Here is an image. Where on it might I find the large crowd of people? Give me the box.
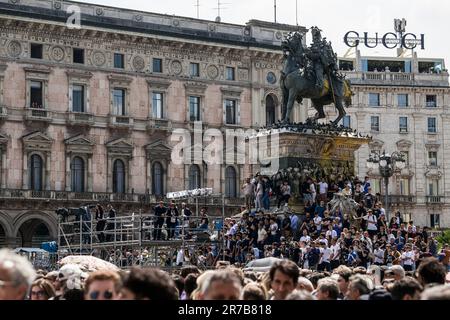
[2,174,450,300]
[0,248,449,300]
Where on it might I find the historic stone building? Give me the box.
[316,50,450,228]
[0,0,305,247]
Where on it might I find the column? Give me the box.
[22,152,28,189]
[1,149,6,189]
[45,151,51,190]
[127,157,132,194]
[87,156,93,192]
[106,156,112,192]
[146,157,151,194]
[65,154,71,191]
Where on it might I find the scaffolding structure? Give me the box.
[57,194,227,270]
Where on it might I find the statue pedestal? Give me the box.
[252,127,370,212]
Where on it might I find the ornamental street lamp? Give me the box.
[366,150,406,221]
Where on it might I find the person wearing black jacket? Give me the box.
[153,201,167,240]
[166,202,179,239]
[95,204,106,242]
[105,204,116,242]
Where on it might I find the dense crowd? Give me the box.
[3,174,449,301]
[0,248,449,300]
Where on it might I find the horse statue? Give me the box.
[280,28,353,125]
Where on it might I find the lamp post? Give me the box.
[366,150,406,221]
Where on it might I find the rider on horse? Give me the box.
[305,27,345,98]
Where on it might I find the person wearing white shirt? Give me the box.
[310,181,317,203]
[318,243,332,272]
[401,245,415,271]
[300,229,311,243]
[326,224,337,239]
[314,213,322,232]
[362,210,378,237]
[373,244,385,266]
[257,223,268,247]
[176,248,184,266]
[318,179,328,202]
[330,239,341,270]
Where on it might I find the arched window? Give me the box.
[29,154,43,191]
[266,95,276,126]
[113,159,125,193]
[71,156,85,192]
[152,162,164,196]
[225,166,237,197]
[189,165,201,189]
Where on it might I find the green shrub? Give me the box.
[436,230,450,250]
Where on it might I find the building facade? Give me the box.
[0,0,306,247]
[315,49,450,228]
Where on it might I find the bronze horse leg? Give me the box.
[332,96,346,125]
[283,88,297,123]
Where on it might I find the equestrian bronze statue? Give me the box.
[280,27,353,125]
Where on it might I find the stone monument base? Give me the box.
[253,124,370,212]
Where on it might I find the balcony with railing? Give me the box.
[146,118,172,133]
[68,112,94,126]
[388,195,416,205]
[0,189,156,204]
[25,108,52,122]
[426,195,444,204]
[109,114,134,129]
[343,70,449,87]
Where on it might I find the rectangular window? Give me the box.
[30,43,43,59]
[428,151,437,166]
[189,96,201,121]
[372,179,381,195]
[428,117,437,133]
[399,178,410,196]
[73,48,84,64]
[426,95,437,108]
[153,58,163,73]
[226,67,235,81]
[114,53,125,69]
[342,115,351,128]
[72,85,85,112]
[399,116,408,133]
[370,116,380,132]
[190,63,200,77]
[430,214,440,228]
[113,89,126,115]
[369,93,380,106]
[398,94,408,107]
[30,81,43,108]
[225,99,237,125]
[428,179,438,196]
[152,92,163,119]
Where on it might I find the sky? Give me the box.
[76,0,450,65]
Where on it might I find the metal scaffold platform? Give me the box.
[57,193,227,270]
